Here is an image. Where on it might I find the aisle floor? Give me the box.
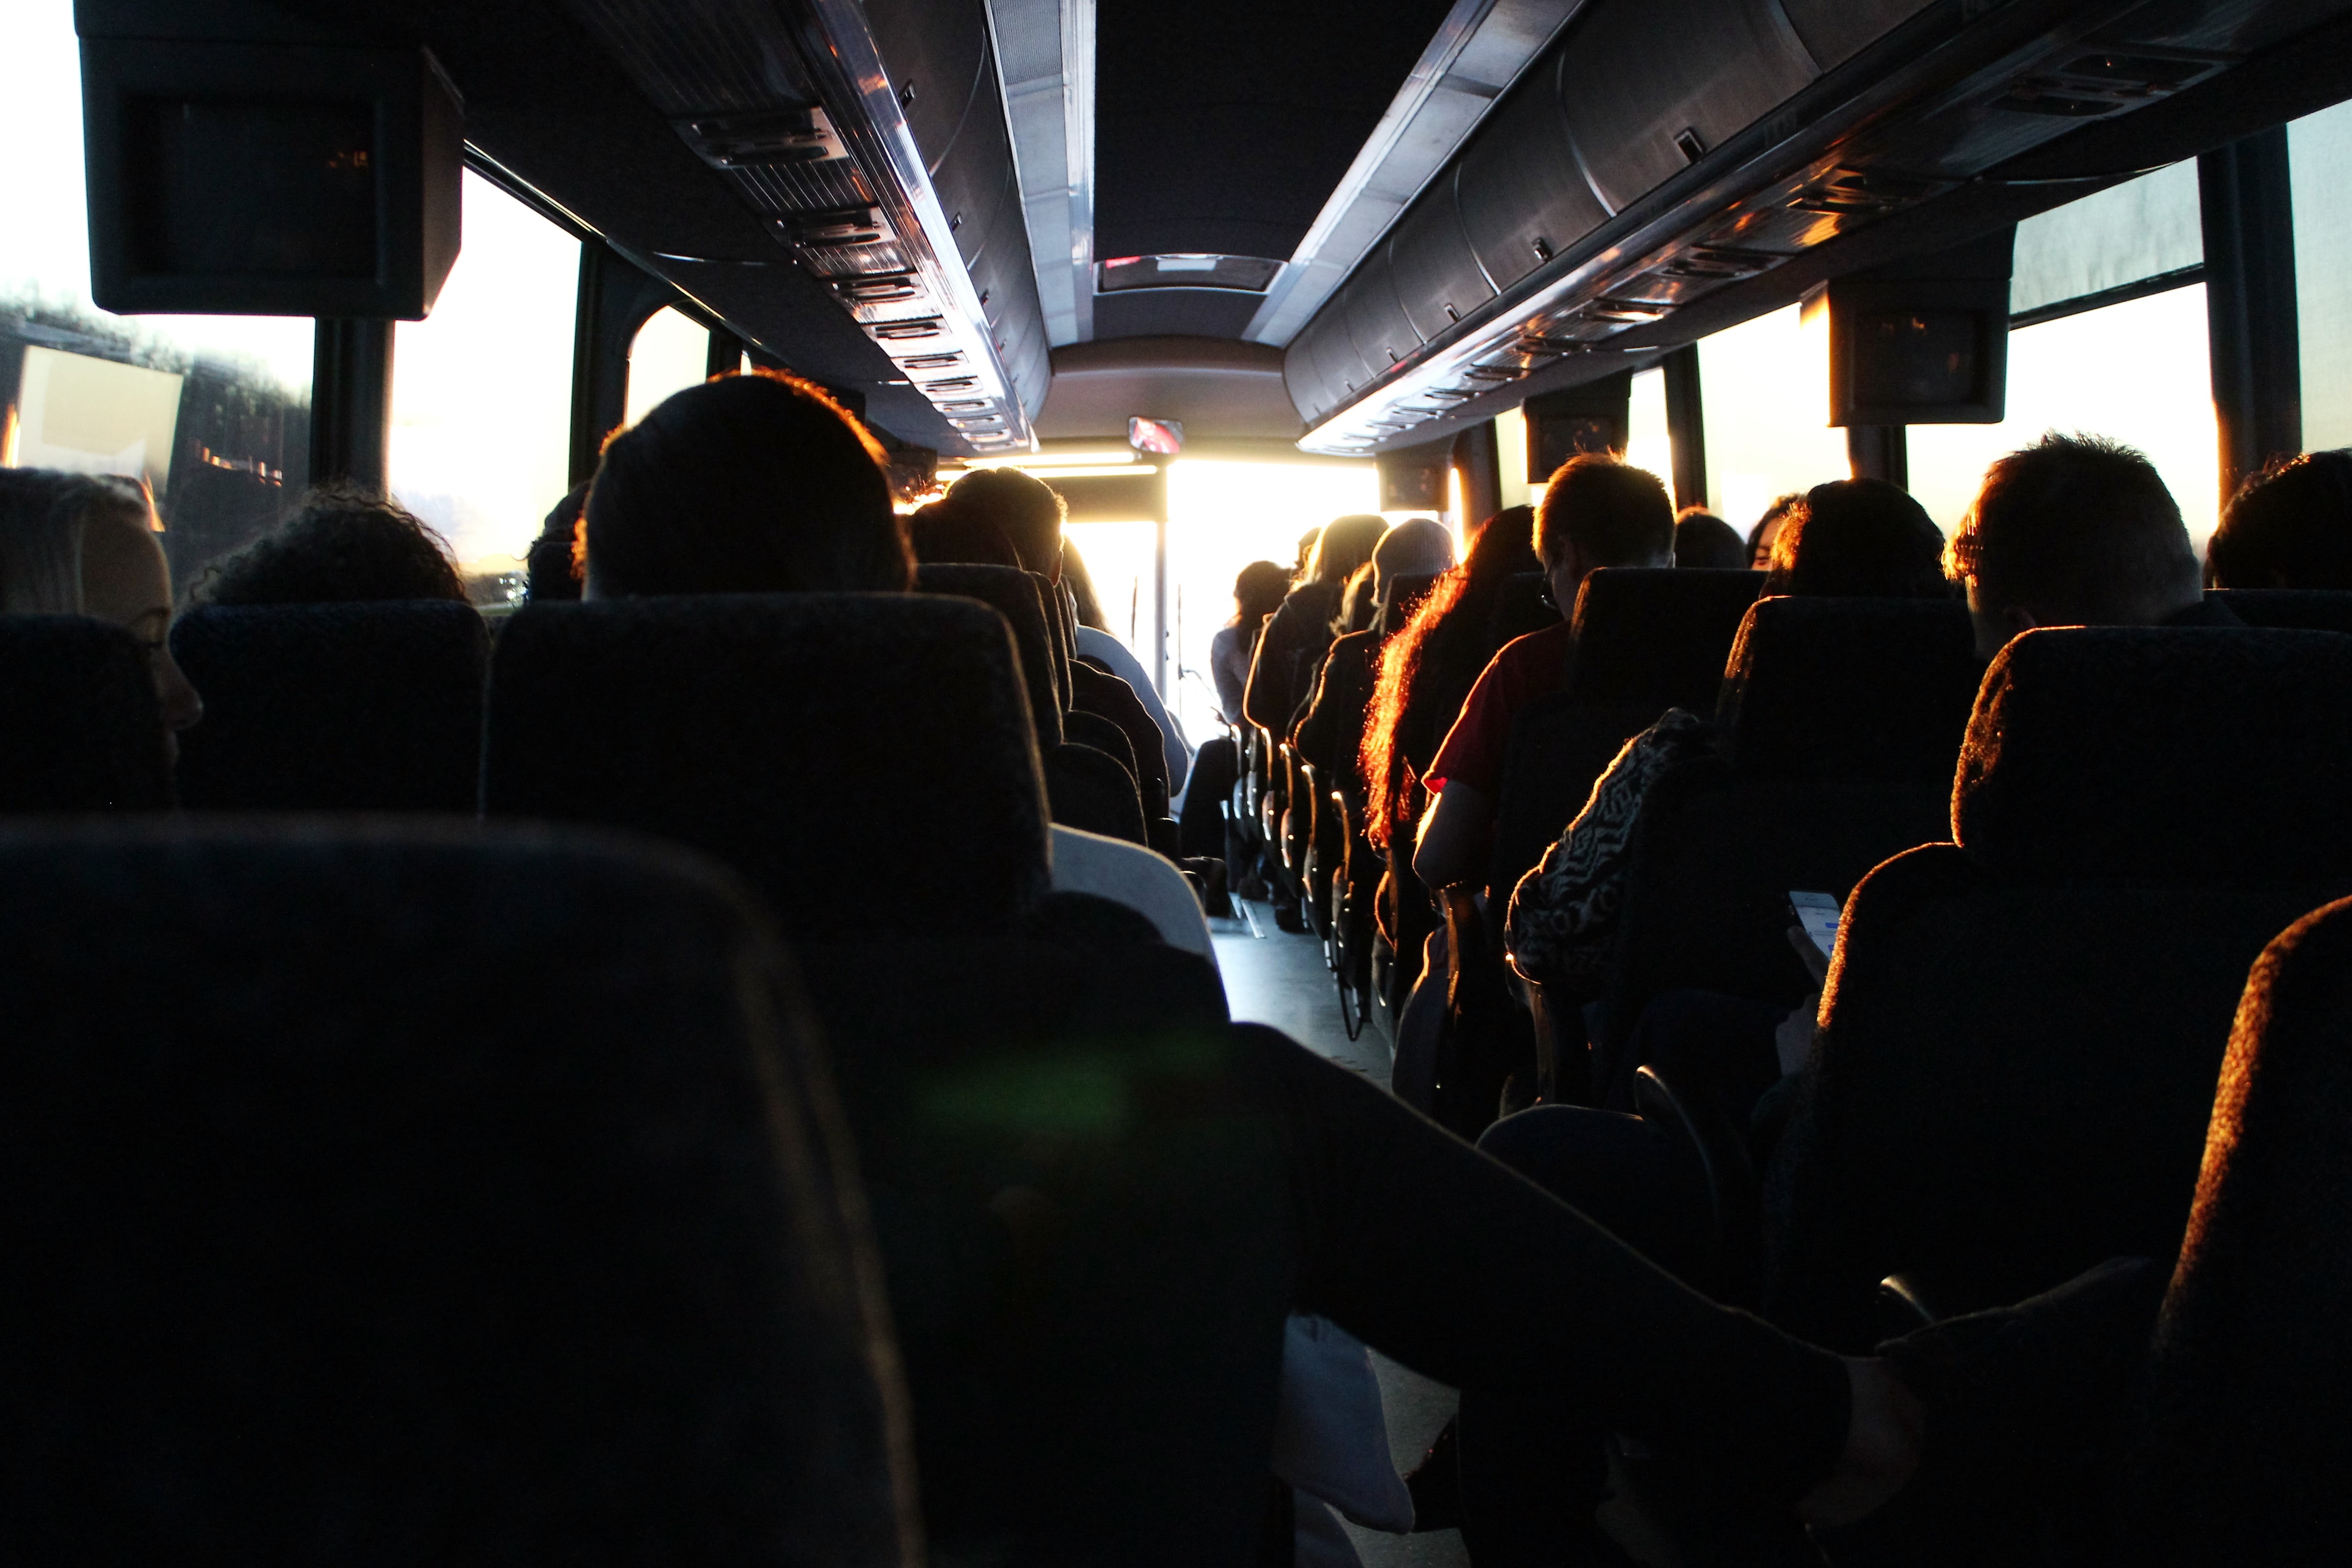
[1214,902,1468,1568]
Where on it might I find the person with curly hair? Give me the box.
[193,487,469,607]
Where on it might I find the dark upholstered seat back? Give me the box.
[170,601,489,811]
[2121,897,2352,1568]
[0,616,170,811]
[483,594,1051,941]
[0,822,914,1564]
[1715,598,1981,780]
[915,564,1063,746]
[2212,587,2352,633]
[1582,600,1976,1078]
[1485,571,1556,650]
[1564,568,1764,708]
[1766,629,2352,1348]
[1953,628,2352,883]
[1378,572,1439,639]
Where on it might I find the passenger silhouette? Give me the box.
[1242,513,1387,736]
[1674,506,1747,570]
[1745,491,1806,570]
[2204,447,2352,589]
[1950,431,2236,657]
[193,484,469,606]
[0,469,204,748]
[1509,478,1949,998]
[1413,455,1675,895]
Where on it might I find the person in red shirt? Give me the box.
[1411,453,1675,892]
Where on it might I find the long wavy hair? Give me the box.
[1360,505,1539,846]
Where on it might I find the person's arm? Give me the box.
[1411,780,1492,892]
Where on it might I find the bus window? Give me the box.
[1906,163,2214,544]
[623,307,713,429]
[0,0,311,595]
[387,171,577,606]
[1697,303,1850,537]
[1624,365,1672,494]
[1908,286,2220,549]
[2290,99,2352,449]
[1165,459,1381,743]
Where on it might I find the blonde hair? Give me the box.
[0,470,153,614]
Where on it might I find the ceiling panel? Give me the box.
[1092,0,1460,275]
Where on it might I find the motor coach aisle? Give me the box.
[1215,900,1468,1568]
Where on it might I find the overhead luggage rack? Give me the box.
[566,0,1044,454]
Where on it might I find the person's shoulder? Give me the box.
[1487,619,1576,681]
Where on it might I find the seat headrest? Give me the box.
[2213,589,2352,635]
[1378,572,1439,639]
[1953,627,2352,882]
[1486,572,1558,650]
[914,562,1063,745]
[1716,597,1981,780]
[1565,568,1765,709]
[0,821,913,1560]
[0,615,170,810]
[483,593,1051,939]
[170,600,489,812]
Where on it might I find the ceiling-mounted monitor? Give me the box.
[80,39,462,319]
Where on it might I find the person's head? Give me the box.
[1747,493,1805,569]
[581,371,911,598]
[944,467,1066,580]
[1533,454,1674,616]
[1232,559,1291,631]
[1946,432,2202,659]
[1762,479,1949,599]
[1294,528,1321,580]
[1307,514,1389,590]
[2206,449,2352,589]
[0,469,203,740]
[194,486,467,607]
[1673,508,1747,570]
[1372,516,1455,599]
[906,497,1021,568]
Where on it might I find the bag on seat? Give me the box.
[0,820,915,1563]
[170,600,489,811]
[1765,627,2352,1349]
[483,593,1052,941]
[0,616,170,811]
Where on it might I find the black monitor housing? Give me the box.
[82,37,461,319]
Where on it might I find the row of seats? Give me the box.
[5,565,1178,860]
[0,584,1308,1561]
[3,821,2349,1561]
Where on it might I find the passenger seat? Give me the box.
[483,593,1052,941]
[1766,626,2352,1348]
[0,820,916,1560]
[170,600,488,811]
[0,616,170,810]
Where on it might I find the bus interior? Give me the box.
[7,0,2352,1562]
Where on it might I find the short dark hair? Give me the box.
[1534,454,1674,569]
[1947,432,2199,624]
[2206,449,2352,589]
[1764,479,1949,598]
[195,485,467,606]
[906,498,1021,567]
[944,468,1065,577]
[1672,508,1747,570]
[583,371,910,597]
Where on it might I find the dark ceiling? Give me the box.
[1092,0,1461,312]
